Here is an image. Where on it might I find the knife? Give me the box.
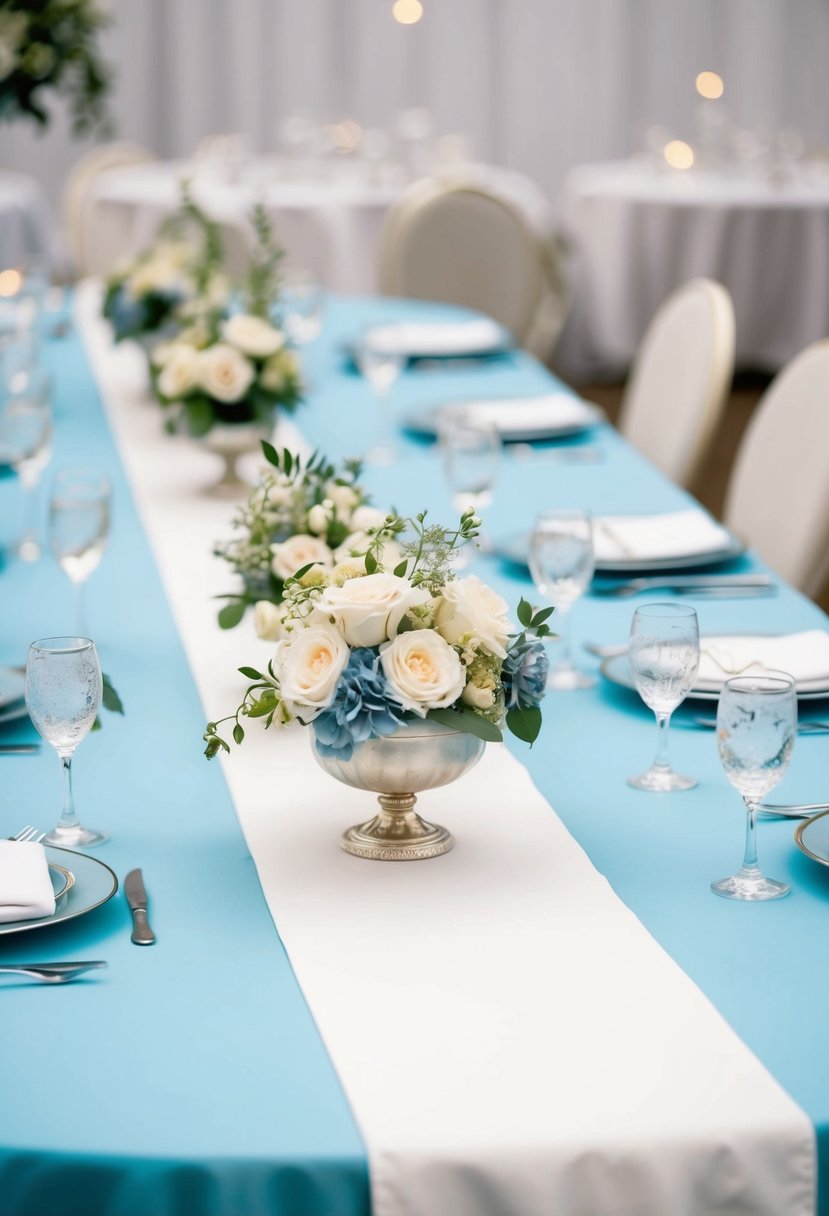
[124,868,156,946]
[590,573,774,598]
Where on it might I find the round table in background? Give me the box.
[558,158,829,378]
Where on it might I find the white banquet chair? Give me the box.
[723,339,829,596]
[377,177,570,357]
[617,278,736,489]
[62,142,156,279]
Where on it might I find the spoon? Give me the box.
[0,961,107,983]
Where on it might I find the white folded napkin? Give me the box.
[0,840,56,924]
[593,509,732,563]
[365,318,504,358]
[447,394,594,433]
[697,630,829,687]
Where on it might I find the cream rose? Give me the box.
[349,505,387,531]
[325,481,361,518]
[462,681,496,710]
[333,530,403,572]
[313,572,419,647]
[198,343,255,403]
[156,343,200,399]
[222,314,285,358]
[254,600,285,642]
[271,534,334,582]
[435,576,512,660]
[380,632,466,716]
[307,502,333,535]
[278,624,349,719]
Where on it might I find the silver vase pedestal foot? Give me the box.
[341,791,454,861]
[199,423,269,499]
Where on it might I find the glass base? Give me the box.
[628,766,697,792]
[547,664,596,691]
[711,870,789,901]
[43,823,108,849]
[16,537,40,562]
[365,443,395,467]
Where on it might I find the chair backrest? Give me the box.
[724,340,829,596]
[618,279,736,488]
[62,142,155,277]
[378,179,549,345]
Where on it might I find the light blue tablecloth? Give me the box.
[1,297,828,1216]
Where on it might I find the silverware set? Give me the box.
[590,573,775,599]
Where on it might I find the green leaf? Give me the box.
[247,691,278,718]
[261,439,280,467]
[232,723,245,746]
[364,551,378,574]
[506,705,542,745]
[427,707,503,743]
[101,673,124,716]
[183,396,214,438]
[517,598,533,628]
[393,559,409,577]
[283,448,293,476]
[531,606,555,627]
[238,666,263,681]
[218,601,247,629]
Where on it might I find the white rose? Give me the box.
[334,531,403,572]
[313,572,419,648]
[198,344,255,403]
[156,344,200,399]
[380,632,466,716]
[278,624,349,720]
[462,681,495,710]
[307,503,332,535]
[271,534,333,582]
[222,314,285,358]
[150,340,177,368]
[325,481,361,518]
[435,576,513,660]
[254,600,285,642]
[350,505,386,531]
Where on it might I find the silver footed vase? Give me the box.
[311,719,485,861]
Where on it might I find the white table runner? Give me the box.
[78,282,815,1216]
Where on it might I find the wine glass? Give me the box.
[712,672,796,901]
[438,411,500,565]
[356,329,404,465]
[283,271,325,345]
[529,510,595,690]
[25,637,106,848]
[49,468,112,635]
[0,367,52,561]
[628,603,700,791]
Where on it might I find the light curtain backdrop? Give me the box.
[3,0,829,219]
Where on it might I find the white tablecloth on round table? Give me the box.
[0,169,62,272]
[558,159,829,378]
[84,158,557,299]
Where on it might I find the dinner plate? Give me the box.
[0,846,118,936]
[600,643,829,703]
[402,396,605,443]
[493,529,745,575]
[795,810,829,868]
[361,319,510,359]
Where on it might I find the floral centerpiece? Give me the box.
[0,0,111,136]
[216,442,393,635]
[205,510,551,859]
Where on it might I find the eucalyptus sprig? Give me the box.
[363,507,480,588]
[245,205,285,320]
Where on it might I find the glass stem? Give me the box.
[74,580,86,638]
[18,467,39,557]
[556,607,573,670]
[652,711,673,772]
[741,798,761,874]
[59,753,80,831]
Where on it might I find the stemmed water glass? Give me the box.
[283,271,325,346]
[438,412,500,565]
[25,637,107,848]
[49,468,112,635]
[628,603,700,791]
[356,330,404,465]
[0,367,52,561]
[712,672,796,901]
[529,509,595,689]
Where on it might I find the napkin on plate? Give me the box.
[592,509,732,563]
[697,630,829,687]
[446,394,595,433]
[365,318,505,358]
[0,840,56,924]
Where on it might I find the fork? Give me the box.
[0,961,107,984]
[10,826,45,843]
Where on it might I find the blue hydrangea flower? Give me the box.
[502,639,549,709]
[312,647,407,761]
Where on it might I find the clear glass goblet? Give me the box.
[438,412,500,566]
[628,602,700,791]
[283,271,325,346]
[49,468,112,636]
[25,637,107,848]
[712,671,796,901]
[356,330,404,466]
[0,368,53,561]
[529,509,596,690]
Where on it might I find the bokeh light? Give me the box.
[0,269,22,297]
[696,71,724,100]
[392,0,424,25]
[664,140,695,170]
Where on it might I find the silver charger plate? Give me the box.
[795,810,829,868]
[492,528,744,575]
[403,398,604,443]
[600,644,829,703]
[0,845,118,936]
